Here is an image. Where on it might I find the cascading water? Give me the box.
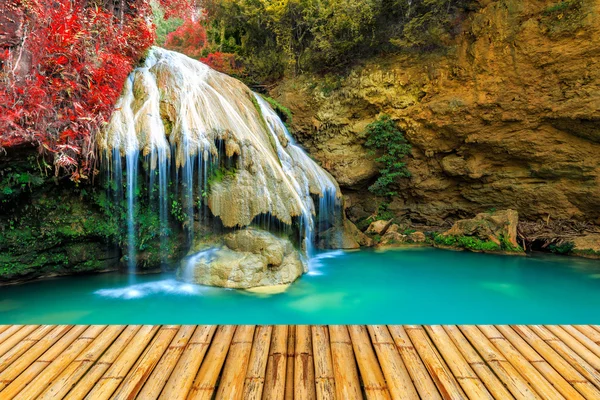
[100,47,343,276]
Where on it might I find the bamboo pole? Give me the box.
[263,325,288,400]
[187,325,236,400]
[37,325,125,400]
[495,325,585,400]
[0,325,38,359]
[387,325,441,400]
[137,325,196,399]
[329,325,362,399]
[443,326,514,400]
[511,325,600,400]
[0,325,72,391]
[424,325,493,400]
[0,325,53,372]
[348,325,391,400]
[477,325,565,399]
[459,326,541,400]
[546,325,600,368]
[524,325,600,389]
[111,325,180,400]
[294,325,316,400]
[242,325,272,400]
[574,325,600,346]
[7,325,105,400]
[560,325,600,359]
[80,325,159,400]
[0,325,12,336]
[311,326,335,400]
[63,325,141,400]
[404,325,466,400]
[215,325,256,400]
[368,325,418,400]
[284,325,295,400]
[159,325,216,400]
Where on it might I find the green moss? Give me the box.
[260,95,293,126]
[548,242,575,255]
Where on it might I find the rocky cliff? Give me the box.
[272,0,600,245]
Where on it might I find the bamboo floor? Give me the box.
[1,325,600,399]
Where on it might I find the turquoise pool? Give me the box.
[1,248,599,324]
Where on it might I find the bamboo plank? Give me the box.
[495,325,585,400]
[37,325,125,400]
[368,325,418,400]
[459,326,540,400]
[0,325,46,369]
[0,325,72,391]
[159,325,216,400]
[215,325,256,400]
[311,326,335,400]
[112,325,180,400]
[404,325,466,400]
[424,325,493,400]
[263,325,288,400]
[477,325,565,399]
[7,325,105,400]
[388,325,442,400]
[443,326,514,400]
[64,325,140,400]
[285,325,295,400]
[348,325,391,400]
[187,325,236,400]
[511,325,600,400]
[329,325,362,399]
[546,326,600,368]
[137,325,196,399]
[0,325,37,358]
[524,325,600,390]
[295,325,316,400]
[79,325,158,400]
[242,325,272,400]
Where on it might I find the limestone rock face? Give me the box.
[272,0,600,234]
[443,209,519,247]
[180,228,306,289]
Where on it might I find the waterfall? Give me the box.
[100,47,342,272]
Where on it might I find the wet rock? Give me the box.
[180,228,306,289]
[320,219,373,249]
[366,220,393,235]
[443,209,519,247]
[379,232,407,246]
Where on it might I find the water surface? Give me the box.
[1,248,600,324]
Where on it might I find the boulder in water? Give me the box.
[180,228,306,289]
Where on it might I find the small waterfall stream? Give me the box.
[101,47,342,274]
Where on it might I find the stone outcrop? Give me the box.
[272,0,600,236]
[443,209,519,247]
[180,228,306,289]
[319,219,373,249]
[573,234,600,258]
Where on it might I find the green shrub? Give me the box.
[549,242,575,254]
[364,115,411,197]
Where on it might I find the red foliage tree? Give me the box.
[200,52,242,76]
[164,19,207,59]
[0,0,155,180]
